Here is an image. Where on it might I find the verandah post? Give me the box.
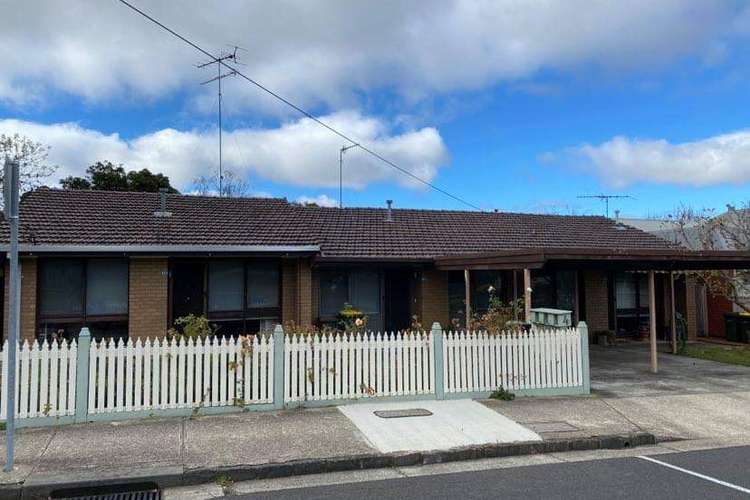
[431,322,445,400]
[577,321,590,394]
[272,324,285,409]
[74,327,92,422]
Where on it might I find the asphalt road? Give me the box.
[236,446,750,500]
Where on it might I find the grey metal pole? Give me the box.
[4,158,20,472]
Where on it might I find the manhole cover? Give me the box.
[374,408,433,418]
[527,421,578,433]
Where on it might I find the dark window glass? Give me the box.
[246,263,279,308]
[448,271,466,328]
[531,270,556,309]
[350,271,380,314]
[555,270,576,312]
[320,271,348,317]
[86,259,128,315]
[472,271,503,313]
[208,260,244,311]
[39,260,84,316]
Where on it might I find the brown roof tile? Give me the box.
[0,188,674,258]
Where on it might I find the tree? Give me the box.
[192,169,249,197]
[668,203,750,313]
[0,133,57,192]
[60,161,178,193]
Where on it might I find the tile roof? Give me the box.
[0,188,675,259]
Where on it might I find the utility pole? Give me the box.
[198,47,241,196]
[577,194,631,218]
[339,144,358,208]
[4,158,20,472]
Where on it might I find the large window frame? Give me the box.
[36,257,129,340]
[169,258,282,335]
[318,268,383,327]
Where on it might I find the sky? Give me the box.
[1,0,750,217]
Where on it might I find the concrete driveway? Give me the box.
[590,343,750,398]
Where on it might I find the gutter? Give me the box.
[0,244,321,254]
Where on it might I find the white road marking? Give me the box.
[339,399,541,453]
[638,455,750,495]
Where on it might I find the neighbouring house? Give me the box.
[2,188,749,351]
[622,215,750,339]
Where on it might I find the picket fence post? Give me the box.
[272,324,285,409]
[431,322,445,400]
[578,321,590,394]
[74,327,92,422]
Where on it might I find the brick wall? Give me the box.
[3,257,37,342]
[128,258,168,339]
[583,270,609,333]
[419,268,449,328]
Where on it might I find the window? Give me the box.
[86,259,128,315]
[39,260,84,316]
[320,271,348,317]
[171,258,282,336]
[38,258,129,341]
[247,263,279,308]
[208,260,244,312]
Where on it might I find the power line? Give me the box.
[117,0,482,211]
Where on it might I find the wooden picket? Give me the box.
[444,327,583,393]
[87,335,273,414]
[0,339,77,419]
[284,331,435,403]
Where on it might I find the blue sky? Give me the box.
[1,1,749,217]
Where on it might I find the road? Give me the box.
[235,446,750,499]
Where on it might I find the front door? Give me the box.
[171,262,206,321]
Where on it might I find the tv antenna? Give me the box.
[577,194,632,218]
[197,46,244,196]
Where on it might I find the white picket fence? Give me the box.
[88,335,274,414]
[0,323,588,424]
[284,331,434,403]
[0,340,78,419]
[443,328,583,393]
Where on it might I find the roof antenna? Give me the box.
[385,200,394,222]
[577,194,632,218]
[197,45,244,197]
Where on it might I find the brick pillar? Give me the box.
[297,259,313,327]
[4,257,38,342]
[419,269,449,329]
[281,259,298,326]
[686,274,698,340]
[583,270,609,333]
[128,257,168,339]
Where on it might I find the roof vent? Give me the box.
[385,200,394,222]
[154,188,172,217]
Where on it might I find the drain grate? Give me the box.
[374,408,433,418]
[49,482,161,500]
[527,421,578,433]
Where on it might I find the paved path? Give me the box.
[339,400,540,453]
[235,445,750,499]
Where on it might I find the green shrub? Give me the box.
[489,386,515,401]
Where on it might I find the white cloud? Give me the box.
[558,130,750,187]
[0,1,744,110]
[295,194,338,207]
[0,111,448,190]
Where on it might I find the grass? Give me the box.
[678,344,750,367]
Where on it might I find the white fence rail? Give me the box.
[0,340,77,419]
[284,332,434,403]
[443,328,582,393]
[0,322,589,425]
[88,335,274,414]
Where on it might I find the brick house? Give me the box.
[2,188,748,345]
